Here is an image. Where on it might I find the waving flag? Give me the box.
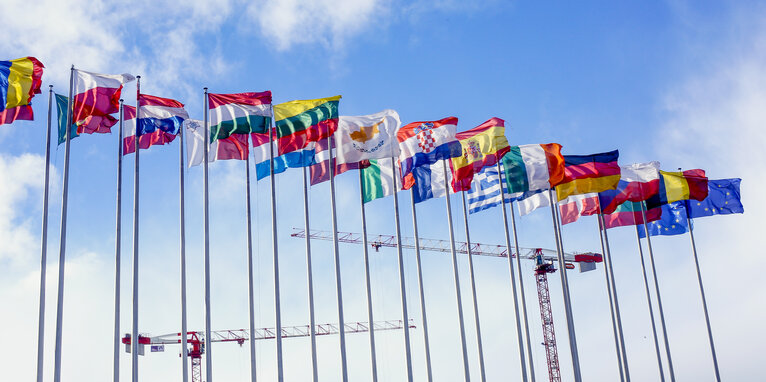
[123,94,188,155]
[450,117,510,192]
[685,178,743,218]
[658,169,708,204]
[598,161,661,214]
[559,193,600,225]
[208,91,272,141]
[502,143,565,194]
[556,150,621,201]
[253,129,316,180]
[309,139,370,185]
[638,202,689,238]
[397,116,462,188]
[72,69,134,129]
[0,56,43,125]
[602,200,662,229]
[362,158,403,203]
[275,95,340,155]
[412,160,455,203]
[467,165,517,214]
[186,119,249,167]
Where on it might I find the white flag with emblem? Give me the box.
[334,109,402,165]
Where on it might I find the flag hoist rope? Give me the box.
[408,166,433,382]
[633,225,666,382]
[358,168,380,382]
[36,85,54,382]
[460,191,487,382]
[496,161,530,382]
[598,214,629,381]
[302,166,319,382]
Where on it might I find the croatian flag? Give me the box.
[397,116,462,188]
[123,94,188,155]
[73,69,134,128]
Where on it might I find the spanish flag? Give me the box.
[450,117,510,192]
[0,57,44,125]
[556,150,621,201]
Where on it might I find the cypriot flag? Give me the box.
[333,109,402,165]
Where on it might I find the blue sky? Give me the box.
[1,1,765,381]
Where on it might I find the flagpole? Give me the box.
[684,210,721,381]
[358,169,379,382]
[460,191,487,382]
[243,143,258,382]
[268,113,284,382]
[113,99,124,382]
[441,159,471,381]
[509,201,536,382]
[633,225,665,382]
[547,189,582,382]
[178,116,189,382]
[496,163,529,382]
[36,85,54,382]
[202,87,214,382]
[130,75,141,382]
[639,201,676,382]
[407,172,432,382]
[301,166,319,382]
[327,135,349,382]
[598,214,629,381]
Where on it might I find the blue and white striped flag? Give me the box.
[468,166,547,214]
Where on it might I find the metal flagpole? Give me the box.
[36,85,54,382]
[358,170,379,382]
[113,100,124,382]
[302,166,319,382]
[495,163,529,382]
[460,191,487,382]
[597,214,626,382]
[202,88,214,382]
[633,225,665,382]
[178,116,189,382]
[508,200,536,382]
[441,159,471,381]
[407,173,431,382]
[327,135,349,381]
[598,214,630,381]
[639,201,676,382]
[547,189,582,382]
[684,208,721,381]
[131,76,141,382]
[268,113,284,382]
[245,144,258,382]
[52,65,75,382]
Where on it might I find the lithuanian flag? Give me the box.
[274,95,341,155]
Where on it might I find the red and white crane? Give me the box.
[122,319,414,382]
[291,228,601,382]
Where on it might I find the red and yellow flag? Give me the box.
[450,117,510,192]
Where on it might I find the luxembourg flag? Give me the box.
[123,94,188,155]
[397,116,462,188]
[412,160,456,203]
[73,69,134,126]
[253,129,316,180]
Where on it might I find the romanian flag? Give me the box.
[450,117,510,192]
[0,57,44,125]
[602,200,662,229]
[502,143,565,194]
[208,91,272,141]
[274,95,341,155]
[597,161,661,214]
[556,150,621,201]
[658,169,708,204]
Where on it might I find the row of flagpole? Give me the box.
[33,75,725,382]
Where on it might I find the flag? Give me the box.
[412,160,455,204]
[658,169,709,204]
[0,56,43,125]
[334,110,402,164]
[684,178,743,218]
[186,119,249,167]
[274,95,341,155]
[559,193,600,225]
[72,69,134,129]
[450,117,510,192]
[502,143,565,194]
[556,150,621,201]
[516,191,550,216]
[56,94,77,144]
[309,137,371,185]
[208,91,272,141]
[362,158,403,203]
[598,161,661,214]
[602,200,662,229]
[253,129,316,180]
[638,202,689,238]
[397,117,462,188]
[123,94,188,155]
[467,165,516,214]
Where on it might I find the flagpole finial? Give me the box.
[678,167,682,171]
[49,85,53,90]
[120,99,123,103]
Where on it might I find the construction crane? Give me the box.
[122,319,414,382]
[291,228,601,382]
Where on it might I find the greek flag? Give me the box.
[467,166,519,214]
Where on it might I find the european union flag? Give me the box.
[685,178,743,218]
[638,201,689,238]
